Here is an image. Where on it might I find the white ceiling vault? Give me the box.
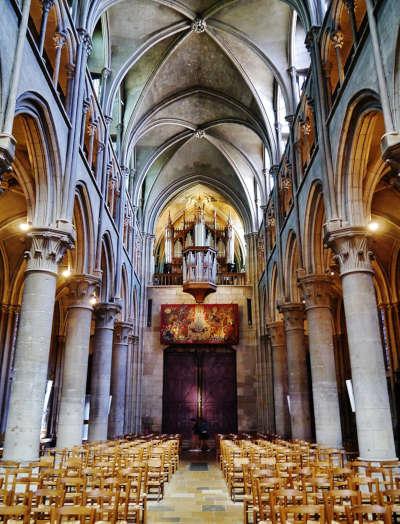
[82,0,317,234]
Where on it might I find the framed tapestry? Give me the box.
[160,304,239,345]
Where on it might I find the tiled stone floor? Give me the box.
[147,451,243,523]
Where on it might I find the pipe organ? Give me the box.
[161,207,237,302]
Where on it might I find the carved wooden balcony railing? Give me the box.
[152,271,247,286]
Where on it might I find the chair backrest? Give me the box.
[0,504,30,524]
[51,505,96,524]
[279,504,325,524]
[272,488,307,506]
[379,488,400,504]
[345,504,392,524]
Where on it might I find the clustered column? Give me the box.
[108,321,133,438]
[88,302,120,441]
[4,228,72,460]
[278,303,312,440]
[267,321,290,439]
[328,227,397,460]
[57,274,100,449]
[299,274,342,448]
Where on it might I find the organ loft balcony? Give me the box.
[182,246,217,303]
[152,186,247,291]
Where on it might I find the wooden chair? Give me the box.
[31,488,65,524]
[0,505,30,524]
[271,488,307,524]
[379,488,400,516]
[274,504,325,524]
[345,504,392,524]
[324,489,362,523]
[144,459,164,501]
[118,478,146,524]
[228,457,249,501]
[82,488,119,524]
[0,489,13,506]
[60,477,86,504]
[50,506,96,524]
[349,476,380,504]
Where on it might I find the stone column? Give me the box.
[56,274,99,448]
[3,228,72,460]
[278,303,312,440]
[130,335,140,434]
[299,274,342,448]
[108,321,132,438]
[123,332,134,434]
[267,321,291,438]
[328,227,397,460]
[88,303,120,441]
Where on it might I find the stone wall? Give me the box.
[142,285,258,433]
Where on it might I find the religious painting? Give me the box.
[160,304,239,345]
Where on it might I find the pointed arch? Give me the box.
[100,231,116,302]
[14,92,63,226]
[336,90,388,225]
[284,230,301,302]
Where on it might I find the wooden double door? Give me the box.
[162,346,237,439]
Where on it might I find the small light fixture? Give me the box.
[89,296,97,306]
[368,221,379,232]
[19,222,30,232]
[61,267,71,278]
[330,271,335,276]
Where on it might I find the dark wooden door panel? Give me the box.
[163,347,237,438]
[163,351,197,438]
[201,351,237,435]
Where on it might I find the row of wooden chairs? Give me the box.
[0,434,181,524]
[217,434,400,524]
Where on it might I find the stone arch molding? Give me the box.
[14,92,63,228]
[335,90,387,226]
[144,175,254,236]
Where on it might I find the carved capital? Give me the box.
[25,228,74,275]
[101,67,112,80]
[66,63,76,80]
[77,28,93,56]
[278,302,305,331]
[267,321,285,347]
[53,31,67,49]
[88,119,98,136]
[41,0,55,13]
[94,302,121,329]
[82,98,91,114]
[120,165,130,178]
[298,273,333,310]
[114,321,133,345]
[381,131,400,172]
[104,115,113,127]
[269,164,280,177]
[330,30,344,49]
[0,134,16,177]
[326,227,374,276]
[343,0,356,12]
[65,274,101,309]
[285,114,295,125]
[305,26,320,53]
[191,18,207,33]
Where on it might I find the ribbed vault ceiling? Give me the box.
[88,0,311,232]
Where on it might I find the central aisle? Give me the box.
[147,452,243,523]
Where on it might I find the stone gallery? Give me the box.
[0,0,399,522]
